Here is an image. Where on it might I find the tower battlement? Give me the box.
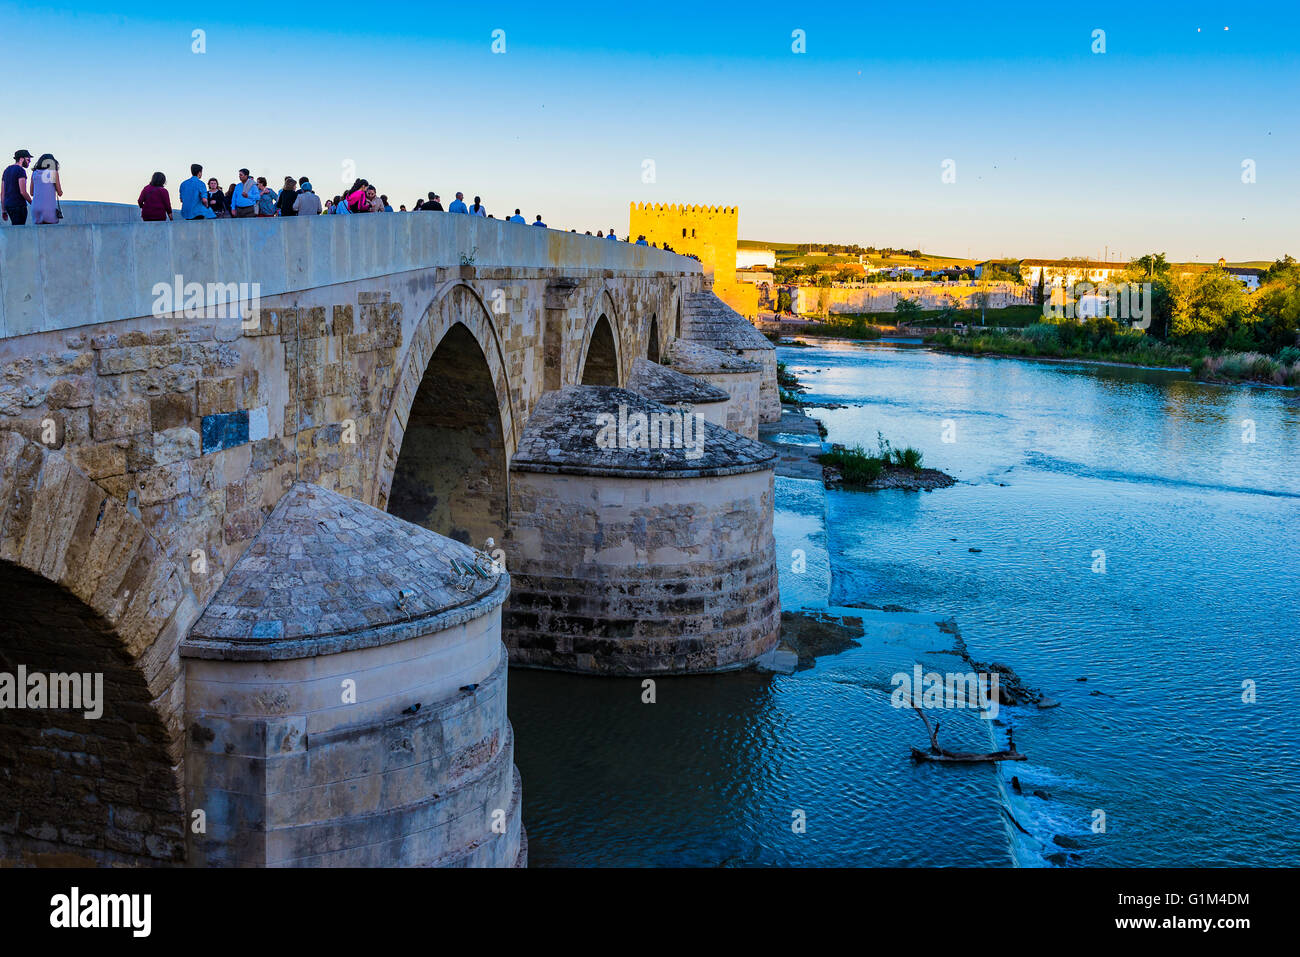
[629,202,751,313]
[630,202,738,218]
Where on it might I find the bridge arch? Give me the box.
[379,284,515,549]
[646,313,661,363]
[578,290,622,387]
[580,315,619,386]
[0,432,190,865]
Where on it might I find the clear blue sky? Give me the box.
[7,1,1297,261]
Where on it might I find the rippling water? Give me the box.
[510,340,1300,867]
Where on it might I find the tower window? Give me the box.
[682,228,687,237]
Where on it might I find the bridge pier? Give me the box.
[681,292,780,423]
[625,356,731,429]
[182,483,523,866]
[663,338,763,439]
[503,387,781,674]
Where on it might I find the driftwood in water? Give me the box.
[908,702,1026,764]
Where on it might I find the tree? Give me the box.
[894,298,922,322]
[1171,267,1252,341]
[1252,264,1300,341]
[1261,255,1296,284]
[1121,253,1175,338]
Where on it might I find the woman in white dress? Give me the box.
[31,153,61,224]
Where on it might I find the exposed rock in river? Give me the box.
[822,463,957,492]
[778,610,863,670]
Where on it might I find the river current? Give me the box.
[510,339,1300,866]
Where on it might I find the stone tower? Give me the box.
[629,203,757,317]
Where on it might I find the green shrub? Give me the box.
[1022,323,1060,345]
[818,444,885,485]
[892,446,924,471]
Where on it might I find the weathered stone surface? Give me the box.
[625,355,728,405]
[0,433,191,867]
[680,291,780,423]
[187,482,501,654]
[505,387,779,674]
[510,385,774,478]
[1,217,711,866]
[183,483,520,867]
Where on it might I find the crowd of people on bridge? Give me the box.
[2,147,681,251]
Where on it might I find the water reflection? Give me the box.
[508,340,1300,867]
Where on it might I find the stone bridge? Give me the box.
[0,211,777,867]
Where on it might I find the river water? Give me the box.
[509,339,1300,867]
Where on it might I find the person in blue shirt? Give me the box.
[255,177,278,216]
[533,215,547,228]
[230,169,260,217]
[606,228,617,240]
[448,192,469,214]
[179,164,215,220]
[635,235,648,246]
[336,194,350,215]
[508,208,526,224]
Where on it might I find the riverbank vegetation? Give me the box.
[818,434,954,491]
[927,320,1200,369]
[785,304,1044,336]
[777,360,805,404]
[926,255,1300,385]
[1192,348,1300,386]
[778,316,886,340]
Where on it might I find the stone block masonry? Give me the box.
[182,484,523,867]
[0,211,704,865]
[504,387,781,674]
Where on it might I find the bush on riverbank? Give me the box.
[818,434,924,486]
[1192,350,1300,386]
[776,360,800,389]
[927,323,1199,369]
[788,316,886,339]
[819,445,884,484]
[929,323,1300,385]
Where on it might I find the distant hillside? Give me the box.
[740,242,1288,274]
[739,239,976,269]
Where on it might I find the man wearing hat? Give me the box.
[292,178,322,216]
[1,149,33,225]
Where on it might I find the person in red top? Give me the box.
[138,171,173,221]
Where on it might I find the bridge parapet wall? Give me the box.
[0,213,696,339]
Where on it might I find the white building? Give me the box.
[1020,259,1130,288]
[736,248,777,269]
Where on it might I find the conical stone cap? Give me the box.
[626,356,729,405]
[682,291,776,351]
[184,482,507,660]
[510,385,775,479]
[664,337,760,374]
